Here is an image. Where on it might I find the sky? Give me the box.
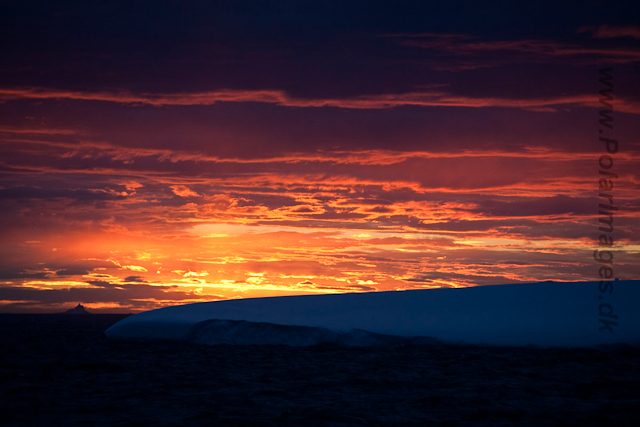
[1,1,639,313]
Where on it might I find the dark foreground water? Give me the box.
[1,314,639,426]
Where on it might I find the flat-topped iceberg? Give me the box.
[105,280,640,347]
[184,319,437,347]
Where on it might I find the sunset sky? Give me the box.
[1,1,639,313]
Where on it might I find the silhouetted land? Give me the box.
[1,313,639,426]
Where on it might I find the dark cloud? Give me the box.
[55,269,89,276]
[124,276,147,283]
[578,25,640,40]
[45,260,120,272]
[0,270,49,280]
[315,284,378,292]
[0,283,208,312]
[469,195,595,217]
[0,187,125,201]
[84,281,117,288]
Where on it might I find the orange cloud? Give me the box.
[171,185,201,197]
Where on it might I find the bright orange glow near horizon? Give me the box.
[1,4,639,312]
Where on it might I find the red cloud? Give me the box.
[2,87,639,113]
[578,25,640,40]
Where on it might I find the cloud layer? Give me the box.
[1,3,639,312]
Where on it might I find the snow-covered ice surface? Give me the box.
[105,280,640,347]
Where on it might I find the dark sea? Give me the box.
[1,314,639,426]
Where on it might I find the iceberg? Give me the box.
[105,280,640,347]
[64,303,91,315]
[184,319,436,346]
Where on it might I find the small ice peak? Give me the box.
[64,303,92,315]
